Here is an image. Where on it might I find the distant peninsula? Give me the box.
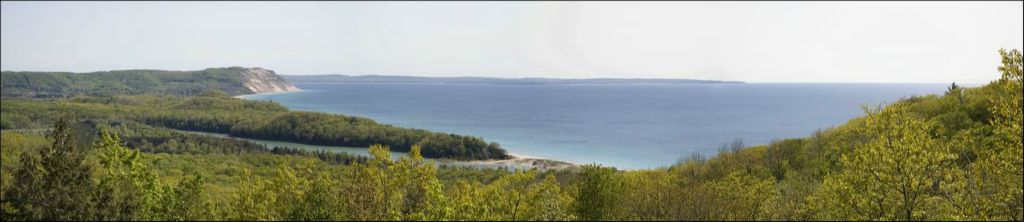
[284,74,743,85]
[1,67,299,98]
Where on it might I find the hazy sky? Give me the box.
[2,1,1022,83]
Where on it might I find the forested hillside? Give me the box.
[0,67,296,98]
[0,49,1020,221]
[0,92,509,160]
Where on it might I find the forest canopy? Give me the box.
[1,67,267,98]
[1,93,509,160]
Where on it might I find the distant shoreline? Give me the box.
[233,89,304,99]
[432,152,580,171]
[439,152,581,170]
[282,74,744,85]
[287,81,741,86]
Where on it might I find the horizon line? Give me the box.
[281,73,990,85]
[0,68,994,85]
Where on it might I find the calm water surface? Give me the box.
[243,82,947,169]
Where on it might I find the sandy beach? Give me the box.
[233,90,304,99]
[440,152,580,171]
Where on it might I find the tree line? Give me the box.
[0,67,267,98]
[1,92,509,160]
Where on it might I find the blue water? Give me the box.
[243,82,947,169]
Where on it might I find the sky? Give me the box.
[1,1,1022,83]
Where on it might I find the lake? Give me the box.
[242,82,949,169]
[177,130,542,170]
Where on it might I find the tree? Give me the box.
[447,180,493,220]
[710,172,780,221]
[269,162,308,220]
[1,114,99,220]
[227,169,276,220]
[290,173,346,220]
[345,144,449,221]
[946,49,1024,220]
[161,173,214,221]
[445,169,574,221]
[988,48,1023,220]
[572,164,622,221]
[808,103,956,220]
[226,160,346,221]
[522,174,575,221]
[94,129,167,220]
[615,170,676,220]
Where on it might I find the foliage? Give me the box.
[572,164,622,221]
[1,67,261,98]
[1,114,99,220]
[2,94,509,160]
[942,48,1024,220]
[807,103,956,220]
[0,49,1021,221]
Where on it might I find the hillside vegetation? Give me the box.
[1,92,509,160]
[1,67,290,98]
[0,49,1020,221]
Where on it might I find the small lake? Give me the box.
[179,130,534,170]
[178,130,407,159]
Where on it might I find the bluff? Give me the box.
[238,67,300,93]
[0,67,299,98]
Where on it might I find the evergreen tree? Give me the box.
[1,114,98,220]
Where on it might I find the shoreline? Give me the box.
[173,128,579,171]
[233,89,304,99]
[440,152,580,171]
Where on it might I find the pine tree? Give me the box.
[1,114,98,220]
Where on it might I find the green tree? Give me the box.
[161,173,214,221]
[0,132,49,215]
[614,170,676,220]
[572,164,622,221]
[94,129,168,220]
[345,144,449,221]
[808,103,956,220]
[269,162,308,220]
[446,170,574,221]
[275,160,347,220]
[447,180,493,220]
[227,169,276,220]
[1,114,99,220]
[290,173,346,220]
[710,172,780,221]
[945,49,1024,220]
[988,48,1023,220]
[480,170,538,221]
[522,174,575,221]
